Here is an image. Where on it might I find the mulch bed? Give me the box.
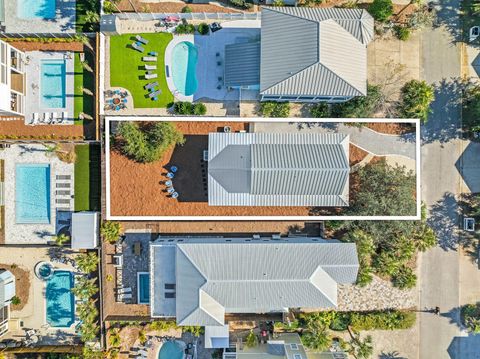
[116,0,243,13]
[365,123,416,135]
[0,119,84,140]
[0,264,30,311]
[6,41,84,52]
[350,143,369,166]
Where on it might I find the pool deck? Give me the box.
[24,51,75,125]
[3,0,76,33]
[0,144,74,244]
[0,246,79,346]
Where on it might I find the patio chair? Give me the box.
[145,73,158,80]
[165,180,173,187]
[144,64,157,70]
[148,51,158,56]
[51,112,59,124]
[132,42,145,53]
[122,98,127,103]
[148,89,161,98]
[113,253,123,267]
[39,113,47,124]
[142,56,157,62]
[135,35,149,45]
[171,192,179,199]
[144,81,159,90]
[118,287,132,294]
[122,293,133,301]
[170,166,178,173]
[167,187,175,194]
[166,172,174,179]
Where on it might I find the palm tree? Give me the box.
[53,234,70,246]
[76,252,99,273]
[78,86,94,96]
[81,60,94,73]
[349,334,374,359]
[84,11,100,31]
[44,143,60,157]
[72,276,99,299]
[80,320,99,342]
[108,328,121,348]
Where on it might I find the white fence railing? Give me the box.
[101,11,260,23]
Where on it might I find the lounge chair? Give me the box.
[118,287,132,294]
[165,180,173,187]
[171,192,179,199]
[122,293,133,301]
[145,73,158,80]
[144,64,157,70]
[135,35,149,45]
[132,42,145,53]
[167,187,175,194]
[148,51,158,56]
[142,56,157,62]
[148,89,161,98]
[134,242,142,256]
[144,81,159,90]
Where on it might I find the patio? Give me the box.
[23,51,75,126]
[3,0,76,33]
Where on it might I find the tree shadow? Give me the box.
[379,351,407,359]
[427,192,460,251]
[432,0,463,43]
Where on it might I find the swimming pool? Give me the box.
[17,0,56,19]
[158,341,185,359]
[15,164,51,224]
[171,41,198,96]
[40,59,66,109]
[137,272,150,304]
[46,271,75,328]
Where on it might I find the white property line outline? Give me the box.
[105,117,421,221]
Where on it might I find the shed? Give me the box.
[71,212,100,250]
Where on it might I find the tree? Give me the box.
[369,0,393,22]
[108,328,121,348]
[331,85,385,118]
[462,303,480,334]
[392,265,417,289]
[181,5,192,13]
[260,101,290,118]
[72,276,99,299]
[301,319,332,351]
[345,230,375,286]
[349,335,373,359]
[462,83,480,134]
[100,221,122,243]
[245,330,258,348]
[117,122,185,163]
[197,23,210,35]
[183,326,204,336]
[399,80,435,123]
[76,252,99,273]
[310,103,330,118]
[85,11,100,31]
[53,233,70,246]
[138,329,147,345]
[81,60,94,73]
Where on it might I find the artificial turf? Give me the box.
[74,144,101,212]
[109,33,174,108]
[73,52,95,125]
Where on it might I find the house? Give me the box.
[207,132,350,207]
[0,40,26,117]
[225,7,373,103]
[150,236,359,327]
[0,269,15,338]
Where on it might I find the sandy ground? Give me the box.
[0,119,84,140]
[0,264,29,311]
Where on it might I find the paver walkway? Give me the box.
[253,122,416,159]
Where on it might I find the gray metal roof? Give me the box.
[172,240,358,326]
[208,132,350,207]
[260,7,373,98]
[224,42,261,87]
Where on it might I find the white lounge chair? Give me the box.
[145,73,158,80]
[132,42,145,53]
[135,35,149,45]
[142,56,157,62]
[145,64,157,70]
[122,293,133,301]
[118,287,132,294]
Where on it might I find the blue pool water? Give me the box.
[17,0,56,19]
[46,271,75,328]
[15,164,51,224]
[138,273,150,304]
[171,41,198,96]
[40,60,66,109]
[158,341,184,359]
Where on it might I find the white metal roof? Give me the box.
[71,212,100,250]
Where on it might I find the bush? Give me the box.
[399,80,435,123]
[100,221,122,243]
[173,101,207,116]
[181,6,192,13]
[76,252,99,274]
[197,23,210,35]
[193,103,207,115]
[117,122,185,163]
[260,101,290,118]
[175,24,196,34]
[329,313,351,331]
[310,103,330,118]
[350,310,416,331]
[395,26,411,41]
[54,234,70,246]
[369,0,393,22]
[229,0,253,9]
[148,320,179,331]
[245,330,258,348]
[392,265,417,289]
[463,84,480,134]
[331,84,384,118]
[11,296,21,306]
[461,303,480,334]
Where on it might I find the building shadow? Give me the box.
[167,135,208,203]
[447,334,480,359]
[455,142,480,193]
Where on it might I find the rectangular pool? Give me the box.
[137,272,150,304]
[15,164,51,224]
[40,59,66,109]
[46,270,75,328]
[17,0,56,20]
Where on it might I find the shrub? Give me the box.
[350,310,416,331]
[100,221,122,243]
[173,101,207,115]
[331,84,384,118]
[392,265,417,289]
[245,330,258,348]
[260,101,290,118]
[329,313,351,331]
[197,23,210,35]
[108,328,121,348]
[175,24,196,34]
[310,103,330,118]
[229,0,253,9]
[399,80,435,123]
[369,0,393,22]
[395,26,410,41]
[117,122,185,163]
[54,234,70,246]
[181,6,192,13]
[76,252,99,274]
[148,320,179,331]
[183,326,204,336]
[463,84,480,134]
[193,103,207,115]
[11,296,21,306]
[461,303,480,334]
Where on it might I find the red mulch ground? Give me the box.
[365,123,416,135]
[0,118,84,140]
[6,41,84,52]
[350,143,369,166]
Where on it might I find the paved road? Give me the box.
[253,122,416,159]
[418,0,480,357]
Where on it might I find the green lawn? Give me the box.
[74,52,95,125]
[109,33,174,108]
[74,144,101,212]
